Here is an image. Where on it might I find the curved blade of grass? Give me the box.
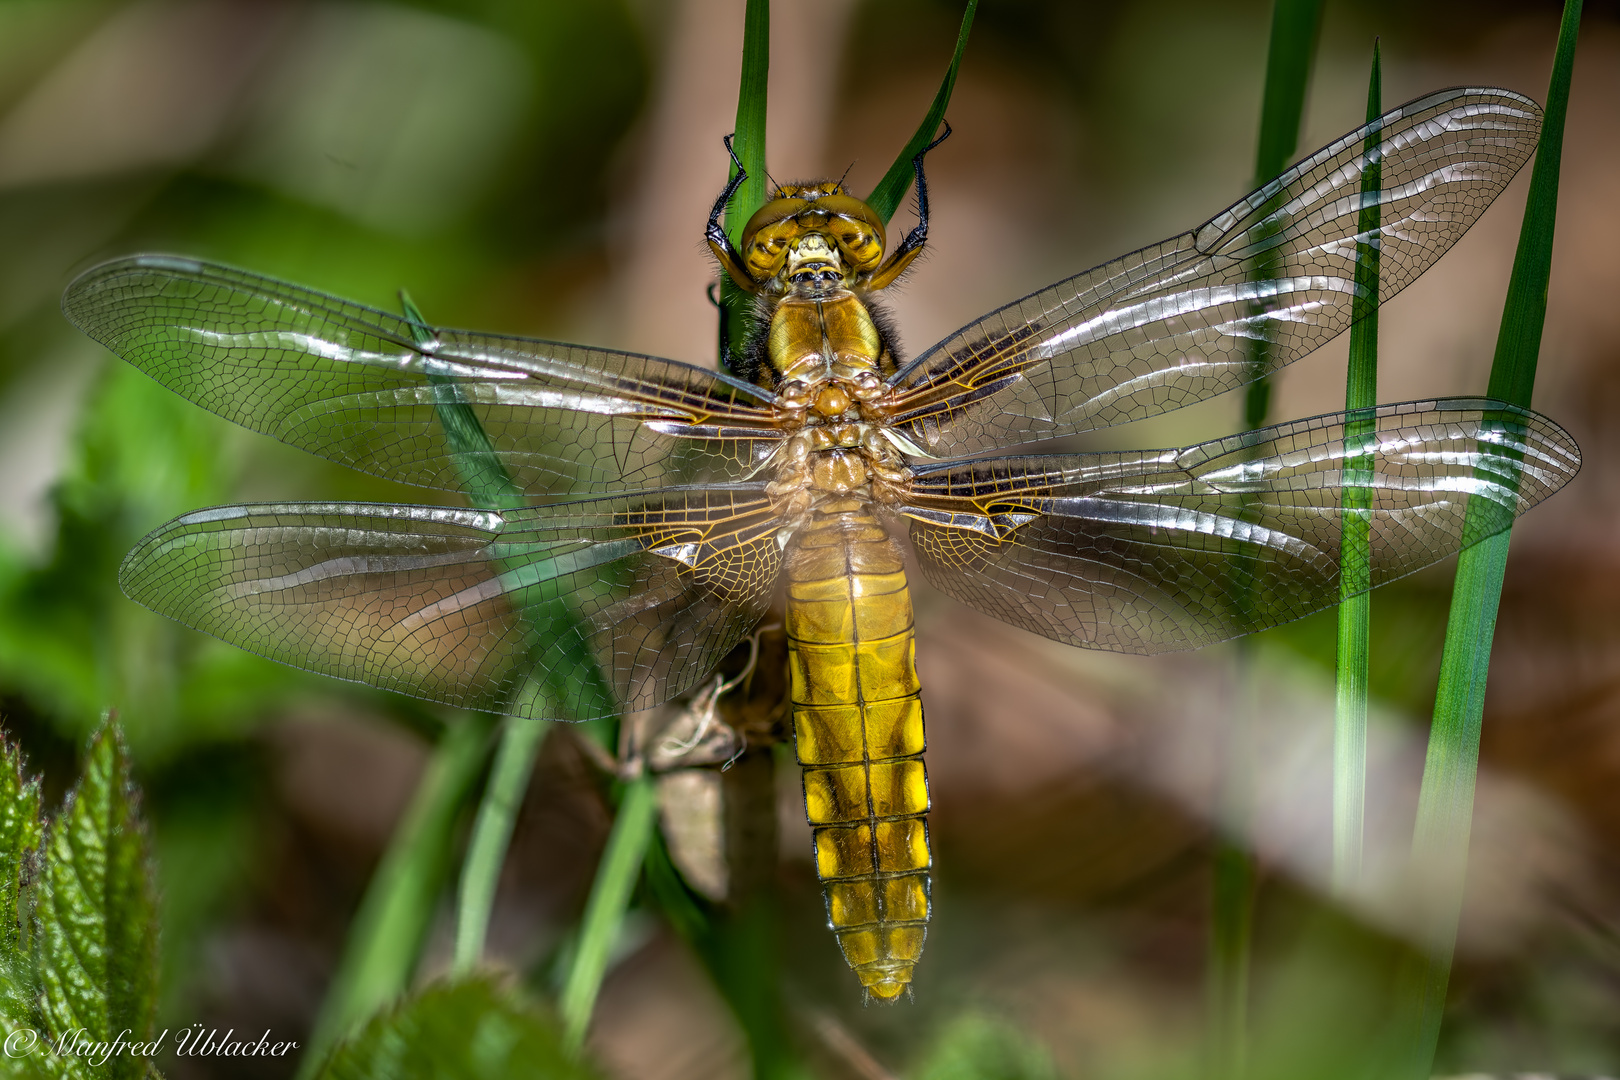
[399,294,617,977]
[716,0,770,371]
[298,712,497,1078]
[403,290,531,979]
[1333,41,1381,897]
[560,773,659,1056]
[401,291,524,513]
[1392,2,1582,1074]
[865,0,978,225]
[1213,4,1322,1077]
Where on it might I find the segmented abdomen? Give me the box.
[785,503,930,1002]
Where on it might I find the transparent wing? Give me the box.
[64,256,783,499]
[900,399,1579,654]
[119,488,787,720]
[887,89,1543,455]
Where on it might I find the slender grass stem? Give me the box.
[1208,835,1256,1080]
[1212,5,1321,1076]
[298,714,496,1077]
[402,290,554,978]
[1393,3,1581,1075]
[1333,42,1382,897]
[453,712,550,974]
[560,774,660,1056]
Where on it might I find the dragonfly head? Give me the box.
[738,184,887,292]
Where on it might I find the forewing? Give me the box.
[119,489,787,720]
[64,256,782,498]
[901,399,1579,653]
[888,89,1542,454]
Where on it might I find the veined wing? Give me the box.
[900,399,1578,654]
[887,89,1542,455]
[64,256,783,499]
[119,488,787,720]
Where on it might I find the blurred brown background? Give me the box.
[0,0,1617,1077]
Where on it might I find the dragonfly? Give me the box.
[62,86,1579,1003]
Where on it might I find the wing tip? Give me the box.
[62,251,213,332]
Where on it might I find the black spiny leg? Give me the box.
[707,134,759,291]
[867,121,953,291]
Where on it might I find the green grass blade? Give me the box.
[400,290,524,512]
[1242,0,1324,430]
[1252,0,1325,185]
[453,714,550,975]
[1215,4,1322,1075]
[299,713,497,1077]
[716,0,770,369]
[1393,3,1582,1075]
[400,292,618,975]
[560,774,659,1056]
[1333,41,1381,896]
[865,0,978,225]
[724,0,770,250]
[1207,837,1256,1080]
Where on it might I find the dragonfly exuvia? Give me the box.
[63,86,1579,1001]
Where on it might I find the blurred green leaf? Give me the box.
[317,977,600,1080]
[1251,0,1324,186]
[35,724,158,1080]
[910,1013,1057,1080]
[300,714,497,1077]
[1215,4,1321,1076]
[0,737,41,1024]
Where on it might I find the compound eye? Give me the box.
[834,223,883,272]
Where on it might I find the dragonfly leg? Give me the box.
[866,121,953,291]
[706,133,760,291]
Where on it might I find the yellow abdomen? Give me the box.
[785,502,930,1002]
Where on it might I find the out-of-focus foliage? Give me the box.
[315,978,599,1080]
[0,0,648,1061]
[0,725,160,1080]
[909,1013,1057,1080]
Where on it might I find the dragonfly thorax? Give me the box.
[767,411,912,521]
